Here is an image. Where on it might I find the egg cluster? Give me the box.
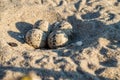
[25,20,73,49]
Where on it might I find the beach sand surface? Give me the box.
[0,0,120,80]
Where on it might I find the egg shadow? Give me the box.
[8,22,33,43]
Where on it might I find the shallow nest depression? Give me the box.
[0,0,120,80]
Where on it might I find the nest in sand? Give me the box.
[25,20,73,49]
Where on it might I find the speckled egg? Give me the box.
[53,21,73,37]
[25,29,47,48]
[33,20,51,33]
[48,30,68,49]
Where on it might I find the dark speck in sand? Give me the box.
[7,42,18,47]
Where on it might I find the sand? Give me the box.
[0,0,120,80]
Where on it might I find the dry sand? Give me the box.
[0,0,120,80]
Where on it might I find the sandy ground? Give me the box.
[0,0,120,80]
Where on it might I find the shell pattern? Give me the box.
[48,30,68,49]
[33,20,51,33]
[25,29,47,48]
[53,21,73,37]
[25,20,73,49]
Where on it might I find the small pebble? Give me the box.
[75,41,83,46]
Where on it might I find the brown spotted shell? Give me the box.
[48,30,68,49]
[25,29,47,48]
[33,20,51,33]
[53,21,73,37]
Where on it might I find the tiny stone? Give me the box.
[75,41,83,46]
